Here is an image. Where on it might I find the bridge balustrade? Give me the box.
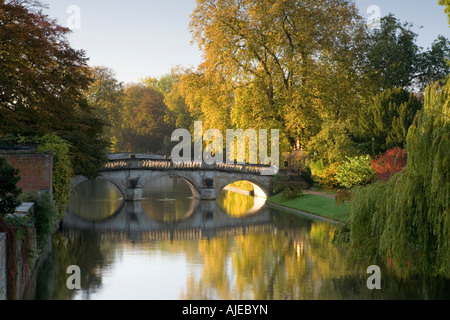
[100,158,272,175]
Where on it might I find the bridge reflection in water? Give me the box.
[36,176,450,300]
[64,176,271,242]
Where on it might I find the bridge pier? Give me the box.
[200,189,217,200]
[125,187,143,201]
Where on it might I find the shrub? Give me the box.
[4,214,33,240]
[371,147,407,181]
[281,181,304,200]
[308,158,325,177]
[38,134,73,218]
[269,173,308,199]
[0,157,22,215]
[335,155,376,189]
[269,173,290,196]
[319,162,341,189]
[19,191,58,253]
[335,189,352,206]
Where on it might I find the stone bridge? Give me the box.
[71,153,275,200]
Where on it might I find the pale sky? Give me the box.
[42,0,450,84]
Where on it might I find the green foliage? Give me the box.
[357,87,422,155]
[269,172,309,199]
[319,163,341,190]
[115,84,173,153]
[142,73,177,95]
[0,157,22,215]
[86,66,124,152]
[4,214,32,240]
[307,121,360,164]
[338,80,450,278]
[38,134,73,217]
[364,14,450,91]
[335,155,376,189]
[0,2,109,179]
[190,0,367,148]
[269,173,290,196]
[308,158,325,177]
[281,182,304,200]
[19,191,58,253]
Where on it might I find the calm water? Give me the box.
[33,177,450,300]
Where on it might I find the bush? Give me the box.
[319,162,341,189]
[308,158,325,177]
[335,155,376,189]
[335,189,352,206]
[281,181,304,200]
[19,191,58,253]
[4,214,33,240]
[371,147,407,181]
[269,173,290,196]
[0,157,22,215]
[38,134,73,218]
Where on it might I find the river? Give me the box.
[33,176,450,300]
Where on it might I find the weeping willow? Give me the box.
[336,81,449,278]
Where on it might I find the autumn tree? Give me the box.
[115,84,172,153]
[142,73,177,95]
[0,1,108,177]
[86,66,124,152]
[189,0,367,149]
[439,0,450,26]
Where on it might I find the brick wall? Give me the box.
[1,151,53,195]
[0,233,6,300]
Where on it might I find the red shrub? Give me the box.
[371,147,407,181]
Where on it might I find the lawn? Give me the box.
[266,193,350,222]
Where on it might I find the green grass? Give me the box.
[266,193,350,222]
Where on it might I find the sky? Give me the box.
[42,0,450,84]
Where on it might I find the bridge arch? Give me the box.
[70,176,126,198]
[216,178,269,199]
[139,171,201,199]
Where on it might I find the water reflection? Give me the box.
[34,179,450,300]
[217,190,266,217]
[67,179,124,221]
[142,176,197,223]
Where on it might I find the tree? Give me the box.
[0,1,108,177]
[363,14,450,91]
[116,84,172,153]
[439,0,450,26]
[189,0,367,148]
[142,73,177,95]
[0,157,21,215]
[307,121,360,165]
[337,80,450,278]
[163,77,196,131]
[356,87,422,155]
[85,66,124,152]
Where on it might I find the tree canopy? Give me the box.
[189,0,367,150]
[0,1,108,177]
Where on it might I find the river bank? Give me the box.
[266,191,350,224]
